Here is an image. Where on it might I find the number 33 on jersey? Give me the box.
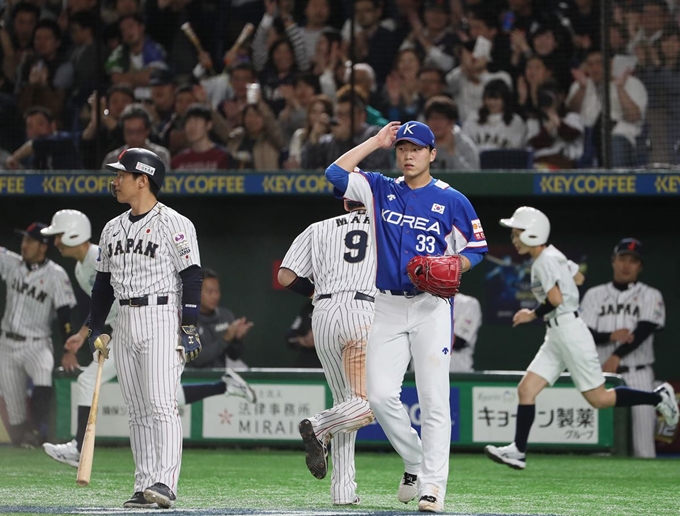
[339,165,488,291]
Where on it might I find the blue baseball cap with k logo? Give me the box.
[394,121,436,149]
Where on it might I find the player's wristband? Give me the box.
[181,303,199,327]
[286,276,314,298]
[534,300,556,318]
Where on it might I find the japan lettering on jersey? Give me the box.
[342,167,488,290]
[96,202,200,299]
[580,282,665,367]
[0,247,76,337]
[281,209,378,297]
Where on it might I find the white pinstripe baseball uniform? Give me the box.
[0,248,76,427]
[97,202,200,495]
[581,282,665,457]
[450,293,482,373]
[281,208,378,505]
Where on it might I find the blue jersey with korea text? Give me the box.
[328,164,488,291]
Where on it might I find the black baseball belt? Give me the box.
[0,330,44,342]
[617,365,649,374]
[317,292,375,303]
[119,295,169,307]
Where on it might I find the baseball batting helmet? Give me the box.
[499,206,550,246]
[41,210,91,246]
[105,148,166,190]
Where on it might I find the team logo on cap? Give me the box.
[135,162,156,175]
[403,122,417,135]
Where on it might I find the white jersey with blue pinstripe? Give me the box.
[0,248,76,337]
[281,209,378,299]
[580,282,664,368]
[76,243,117,327]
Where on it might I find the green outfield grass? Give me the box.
[0,446,677,515]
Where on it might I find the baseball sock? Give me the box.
[614,386,661,407]
[514,404,535,453]
[182,382,227,404]
[75,405,90,452]
[31,386,53,440]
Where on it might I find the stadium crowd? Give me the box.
[0,0,679,171]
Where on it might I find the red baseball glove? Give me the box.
[406,255,462,299]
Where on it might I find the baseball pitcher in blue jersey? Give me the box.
[325,121,488,513]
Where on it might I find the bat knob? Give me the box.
[94,336,110,360]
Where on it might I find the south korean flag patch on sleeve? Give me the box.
[471,219,485,241]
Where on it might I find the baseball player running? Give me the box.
[278,199,377,506]
[580,238,667,458]
[485,207,679,469]
[0,223,76,448]
[40,210,254,472]
[88,148,203,509]
[325,120,488,513]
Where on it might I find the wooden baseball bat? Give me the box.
[76,334,111,487]
[181,22,216,76]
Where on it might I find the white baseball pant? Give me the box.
[0,336,53,425]
[621,366,656,458]
[309,292,375,504]
[114,303,184,494]
[366,292,452,503]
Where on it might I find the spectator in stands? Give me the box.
[252,0,310,116]
[416,65,449,119]
[1,2,40,86]
[284,93,333,170]
[226,100,284,170]
[278,72,319,145]
[102,103,171,169]
[105,13,167,101]
[65,10,96,130]
[400,0,457,74]
[0,71,24,152]
[462,78,526,151]
[517,55,554,120]
[218,63,258,133]
[17,19,72,128]
[80,85,135,169]
[5,106,80,169]
[527,22,572,92]
[382,47,422,122]
[424,95,480,170]
[558,0,599,62]
[300,0,333,59]
[466,6,512,74]
[147,66,176,135]
[285,300,321,368]
[636,23,680,164]
[342,63,388,126]
[144,0,214,82]
[171,103,233,170]
[526,81,584,170]
[300,84,391,170]
[566,49,648,167]
[627,0,668,55]
[341,0,401,86]
[188,268,253,370]
[312,27,343,98]
[446,38,513,122]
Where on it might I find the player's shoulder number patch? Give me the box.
[472,218,485,241]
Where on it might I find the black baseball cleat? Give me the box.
[298,418,328,479]
[123,491,156,508]
[143,483,176,509]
